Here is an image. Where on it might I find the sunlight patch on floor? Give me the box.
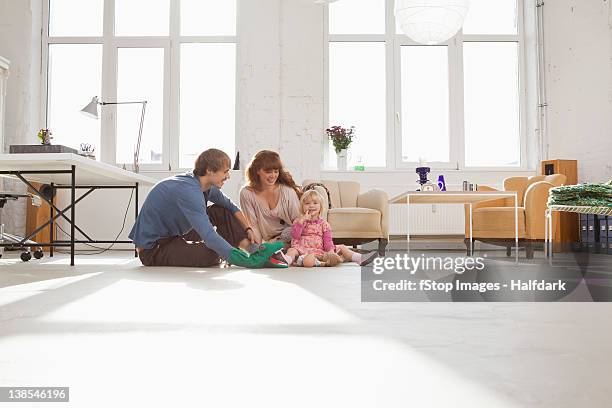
[0,331,518,408]
[41,270,358,326]
[0,272,102,308]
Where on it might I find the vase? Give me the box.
[336,149,348,171]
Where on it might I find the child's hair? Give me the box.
[299,189,324,217]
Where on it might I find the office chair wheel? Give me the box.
[34,249,44,259]
[20,252,32,262]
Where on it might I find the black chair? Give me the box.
[0,192,44,261]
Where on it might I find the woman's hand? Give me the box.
[247,228,262,244]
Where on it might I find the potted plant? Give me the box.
[326,125,355,171]
[37,128,53,145]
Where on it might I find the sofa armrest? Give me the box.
[474,185,508,209]
[357,189,389,238]
[463,185,506,238]
[464,185,507,238]
[524,181,554,239]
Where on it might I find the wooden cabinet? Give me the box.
[26,183,55,252]
[541,159,579,245]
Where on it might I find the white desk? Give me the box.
[0,153,156,265]
[389,191,519,260]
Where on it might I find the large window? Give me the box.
[44,0,236,170]
[328,0,524,170]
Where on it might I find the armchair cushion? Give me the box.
[303,179,360,208]
[328,207,383,238]
[357,189,389,238]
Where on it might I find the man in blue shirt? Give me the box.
[129,149,285,268]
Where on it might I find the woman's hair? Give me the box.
[245,150,302,197]
[193,148,231,177]
[299,189,323,218]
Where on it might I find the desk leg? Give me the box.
[49,183,54,257]
[70,165,75,266]
[134,182,139,257]
[544,209,548,258]
[469,203,473,256]
[406,195,410,253]
[515,194,519,263]
[548,210,553,259]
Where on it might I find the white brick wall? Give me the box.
[544,0,612,183]
[0,0,43,236]
[237,0,324,184]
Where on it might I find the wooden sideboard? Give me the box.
[541,159,579,245]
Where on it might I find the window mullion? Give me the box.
[41,0,50,129]
[323,4,330,169]
[100,0,117,165]
[517,0,528,169]
[450,35,465,170]
[169,0,180,171]
[392,38,402,170]
[386,0,396,170]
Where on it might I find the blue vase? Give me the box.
[437,175,446,191]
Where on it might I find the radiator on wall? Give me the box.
[389,204,466,235]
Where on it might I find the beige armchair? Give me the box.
[464,174,567,258]
[302,180,389,255]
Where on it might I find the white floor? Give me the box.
[0,251,611,407]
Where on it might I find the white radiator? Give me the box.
[389,204,466,235]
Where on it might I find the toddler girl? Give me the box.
[281,190,378,267]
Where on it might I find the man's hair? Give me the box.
[193,149,231,176]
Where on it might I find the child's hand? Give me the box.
[296,211,311,224]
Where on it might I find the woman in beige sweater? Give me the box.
[239,150,302,246]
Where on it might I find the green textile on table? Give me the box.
[548,183,612,208]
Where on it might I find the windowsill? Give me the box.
[321,168,536,173]
[137,169,243,174]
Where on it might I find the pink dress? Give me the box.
[290,218,335,256]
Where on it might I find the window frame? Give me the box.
[41,0,237,171]
[325,0,528,171]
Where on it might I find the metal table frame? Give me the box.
[390,191,519,262]
[545,205,612,258]
[0,166,140,266]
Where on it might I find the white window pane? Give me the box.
[180,44,236,169]
[463,0,517,35]
[400,46,449,163]
[329,0,385,35]
[464,42,520,167]
[115,0,170,36]
[47,44,102,152]
[117,48,164,164]
[181,0,236,36]
[329,42,386,168]
[49,0,103,36]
